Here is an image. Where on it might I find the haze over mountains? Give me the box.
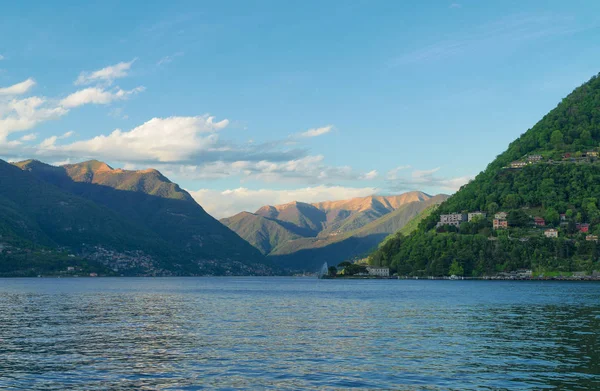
[1,159,271,276]
[221,192,448,271]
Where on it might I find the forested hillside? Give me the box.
[1,159,273,276]
[370,73,600,277]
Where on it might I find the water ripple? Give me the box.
[0,278,599,390]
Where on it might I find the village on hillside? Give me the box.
[508,150,599,169]
[436,211,597,242]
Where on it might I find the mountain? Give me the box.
[369,72,600,277]
[221,192,448,271]
[4,159,272,276]
[220,212,305,255]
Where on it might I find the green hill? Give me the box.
[4,159,273,276]
[220,212,304,255]
[369,73,600,277]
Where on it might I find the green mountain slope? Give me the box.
[0,159,172,275]
[376,204,440,249]
[220,212,304,254]
[369,73,600,277]
[255,202,326,235]
[8,159,273,276]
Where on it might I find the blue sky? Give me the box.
[1,0,600,217]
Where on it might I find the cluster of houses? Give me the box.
[510,151,599,169]
[436,211,595,240]
[436,212,487,228]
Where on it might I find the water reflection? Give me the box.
[0,278,599,390]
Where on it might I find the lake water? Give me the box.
[0,278,599,390]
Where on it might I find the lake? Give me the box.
[0,277,599,390]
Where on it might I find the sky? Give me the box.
[1,0,600,218]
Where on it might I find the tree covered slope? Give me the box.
[5,159,273,276]
[369,73,600,277]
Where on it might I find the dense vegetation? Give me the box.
[370,73,600,276]
[1,159,273,276]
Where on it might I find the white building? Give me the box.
[437,213,467,228]
[544,229,558,238]
[468,212,487,222]
[367,266,390,277]
[495,212,508,220]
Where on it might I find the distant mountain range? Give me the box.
[0,159,272,276]
[221,192,449,271]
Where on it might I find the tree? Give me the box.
[545,208,560,226]
[508,210,531,227]
[581,129,592,144]
[551,130,564,147]
[328,266,337,277]
[486,202,499,214]
[344,263,368,276]
[337,261,352,268]
[503,194,521,209]
[449,260,464,276]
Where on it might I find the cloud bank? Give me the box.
[189,185,378,219]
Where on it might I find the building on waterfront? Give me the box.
[544,229,558,238]
[493,219,508,230]
[495,212,508,220]
[516,269,533,278]
[468,212,487,222]
[366,266,389,277]
[436,213,467,228]
[534,217,546,227]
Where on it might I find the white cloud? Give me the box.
[189,186,378,219]
[0,55,4,60]
[75,59,136,86]
[108,107,128,119]
[0,96,68,143]
[60,86,144,108]
[0,78,36,96]
[39,135,58,149]
[38,132,73,149]
[360,170,378,180]
[20,133,37,141]
[449,3,461,8]
[157,52,184,66]
[299,125,333,138]
[386,165,412,180]
[412,167,441,178]
[46,115,229,162]
[167,155,362,184]
[388,166,473,193]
